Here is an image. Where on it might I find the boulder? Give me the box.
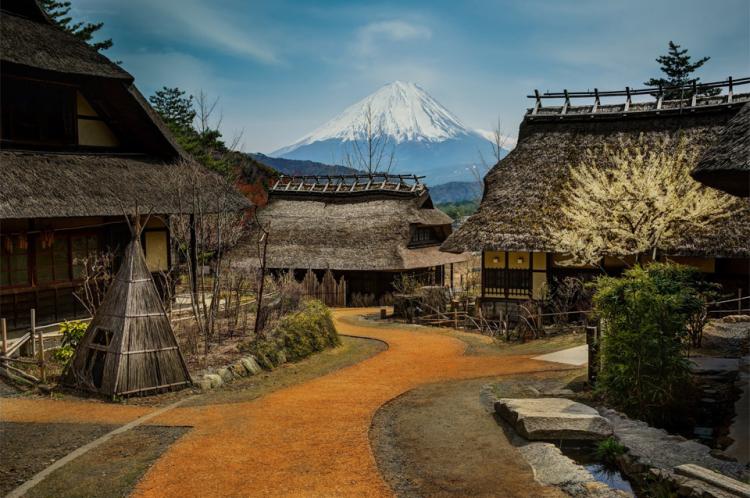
[230,362,247,377]
[276,350,288,365]
[495,398,612,440]
[204,373,223,389]
[241,356,262,375]
[675,464,750,498]
[217,367,234,382]
[197,377,213,390]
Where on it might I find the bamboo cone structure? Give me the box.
[65,220,191,397]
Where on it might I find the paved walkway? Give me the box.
[2,308,576,497]
[533,344,589,366]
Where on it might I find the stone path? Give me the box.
[1,308,575,497]
[534,344,588,366]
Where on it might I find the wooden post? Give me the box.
[739,288,743,315]
[1,318,6,355]
[189,214,198,295]
[380,308,386,320]
[37,328,46,383]
[30,308,36,357]
[586,318,600,386]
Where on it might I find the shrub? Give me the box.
[595,437,626,465]
[53,320,88,365]
[593,263,705,424]
[241,299,339,365]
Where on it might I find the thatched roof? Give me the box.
[65,235,191,396]
[235,188,468,271]
[0,5,132,81]
[691,103,750,197]
[442,97,750,258]
[0,151,251,218]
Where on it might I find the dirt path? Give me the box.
[1,308,574,497]
[371,375,571,498]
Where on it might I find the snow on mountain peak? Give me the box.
[280,81,473,152]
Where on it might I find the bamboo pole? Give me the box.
[37,329,46,383]
[30,309,36,357]
[1,318,7,356]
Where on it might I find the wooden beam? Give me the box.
[1,319,6,356]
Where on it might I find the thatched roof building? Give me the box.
[66,228,191,396]
[0,0,250,330]
[236,175,468,303]
[442,89,750,257]
[691,103,750,197]
[441,81,750,316]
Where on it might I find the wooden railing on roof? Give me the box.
[270,173,427,194]
[527,76,750,117]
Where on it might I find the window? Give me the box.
[36,236,70,284]
[72,234,99,279]
[0,236,29,287]
[410,227,438,246]
[1,77,76,145]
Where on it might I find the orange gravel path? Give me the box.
[1,308,574,497]
[134,309,571,497]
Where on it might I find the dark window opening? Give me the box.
[410,227,439,246]
[484,268,532,298]
[35,235,70,284]
[92,327,113,346]
[85,348,107,389]
[1,236,29,287]
[1,77,76,146]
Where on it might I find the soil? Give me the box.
[371,376,568,497]
[2,308,577,497]
[24,425,189,498]
[0,422,117,496]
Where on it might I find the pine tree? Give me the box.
[149,87,197,132]
[645,41,719,98]
[40,0,113,52]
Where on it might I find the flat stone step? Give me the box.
[675,464,750,497]
[495,398,612,441]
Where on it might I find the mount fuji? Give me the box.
[271,81,506,185]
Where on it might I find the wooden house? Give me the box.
[441,79,750,318]
[237,174,469,304]
[0,1,250,330]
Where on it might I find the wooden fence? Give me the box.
[302,270,347,307]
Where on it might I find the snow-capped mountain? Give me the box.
[272,81,506,184]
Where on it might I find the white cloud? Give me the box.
[355,20,432,56]
[475,129,517,150]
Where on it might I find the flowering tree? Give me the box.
[551,135,735,266]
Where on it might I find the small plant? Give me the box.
[53,320,88,365]
[594,437,626,465]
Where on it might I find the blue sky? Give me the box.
[72,0,749,154]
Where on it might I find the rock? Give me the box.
[276,350,287,365]
[255,353,274,370]
[241,356,262,375]
[690,357,741,375]
[197,377,213,390]
[204,374,223,389]
[230,362,247,377]
[217,367,233,382]
[495,398,612,440]
[675,464,750,497]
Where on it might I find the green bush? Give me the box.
[595,437,626,465]
[593,263,706,424]
[242,300,340,366]
[53,320,88,365]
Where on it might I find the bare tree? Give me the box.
[550,135,737,267]
[169,160,249,359]
[195,90,221,136]
[343,103,395,174]
[471,117,509,191]
[73,250,116,316]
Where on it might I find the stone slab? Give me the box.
[533,345,589,366]
[675,464,750,498]
[690,357,741,374]
[496,398,612,440]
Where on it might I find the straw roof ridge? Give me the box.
[0,150,252,218]
[442,104,750,257]
[0,7,132,80]
[233,191,467,271]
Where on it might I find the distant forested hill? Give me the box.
[429,181,482,204]
[250,153,360,176]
